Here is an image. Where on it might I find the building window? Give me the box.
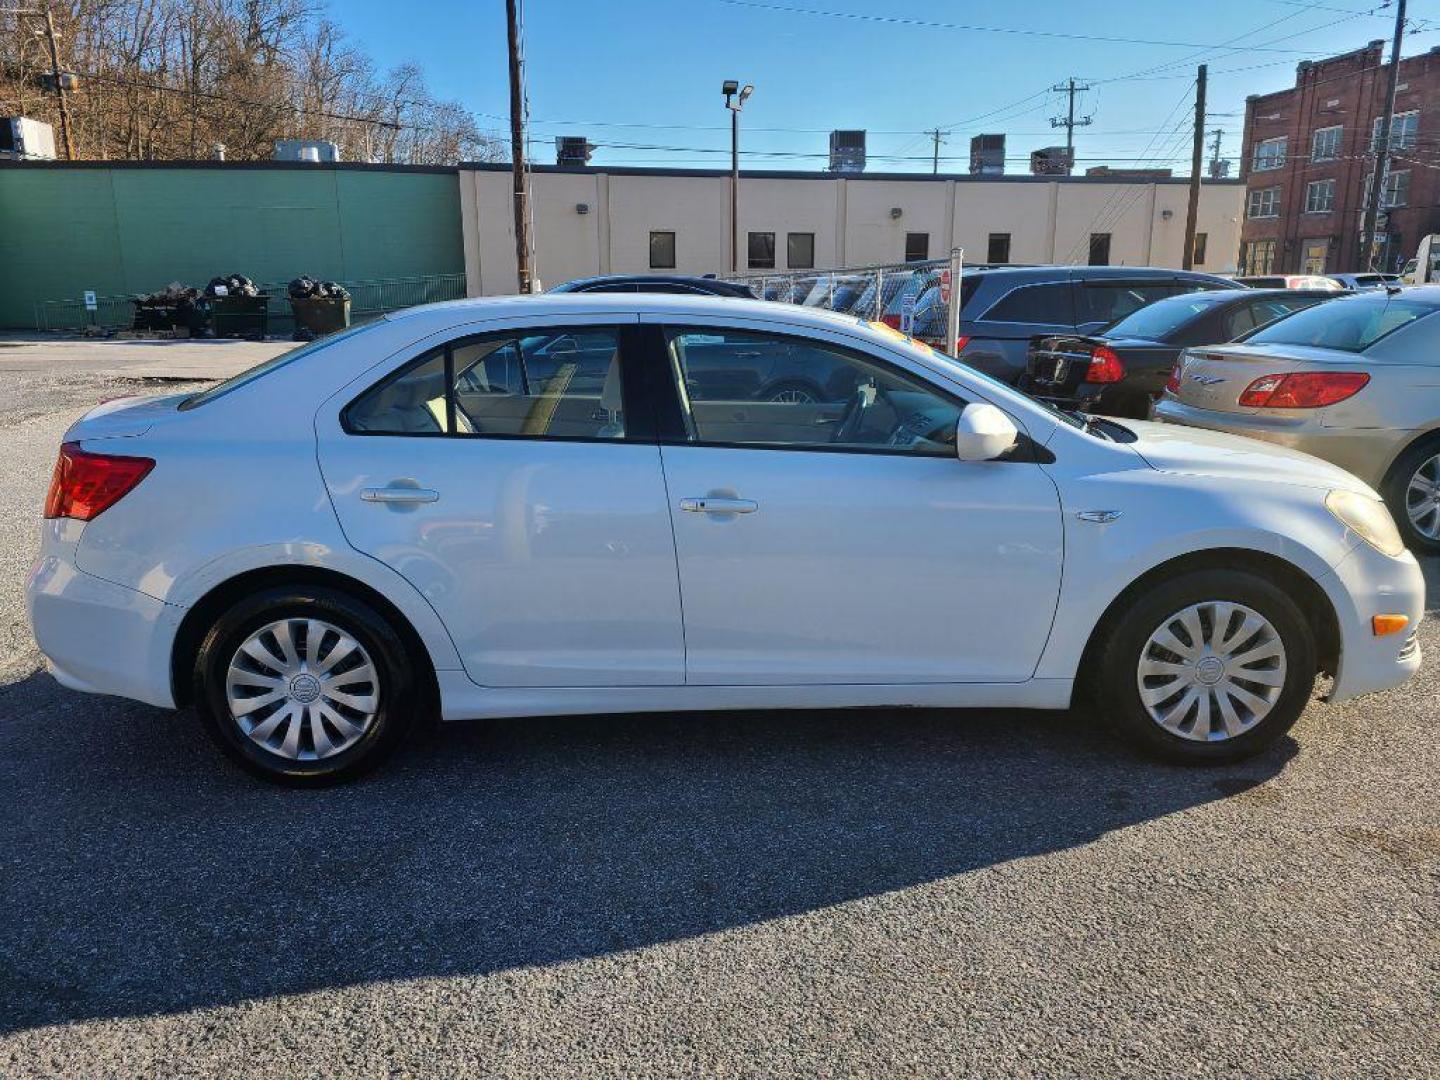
[1192,232,1207,266]
[1304,179,1335,214]
[1252,136,1287,171]
[904,232,929,262]
[747,231,776,269]
[1088,233,1111,266]
[1311,125,1342,162]
[1301,239,1329,275]
[786,232,815,270]
[1383,169,1411,208]
[1240,239,1277,276]
[649,231,676,269]
[986,233,1011,263]
[1247,186,1281,219]
[1373,111,1419,150]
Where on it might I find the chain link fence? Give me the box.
[719,250,964,353]
[31,272,468,335]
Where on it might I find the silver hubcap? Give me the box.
[1136,601,1287,742]
[1405,455,1440,539]
[225,618,379,761]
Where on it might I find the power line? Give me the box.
[705,0,1333,51]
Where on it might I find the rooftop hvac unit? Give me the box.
[829,130,866,173]
[0,117,56,160]
[969,133,1005,175]
[555,136,593,166]
[1029,145,1073,176]
[273,139,341,163]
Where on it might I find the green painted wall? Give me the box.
[0,164,464,328]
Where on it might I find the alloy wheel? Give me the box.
[1405,454,1440,540]
[1135,601,1287,742]
[224,618,380,761]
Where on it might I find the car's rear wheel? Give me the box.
[1095,569,1316,763]
[1382,437,1440,554]
[194,587,415,785]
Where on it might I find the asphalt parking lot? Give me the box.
[1,352,1437,1076]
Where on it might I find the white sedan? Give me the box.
[27,295,1424,783]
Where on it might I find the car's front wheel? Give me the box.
[194,586,416,784]
[1095,569,1316,763]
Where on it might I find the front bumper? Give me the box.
[1321,538,1425,703]
[27,554,181,709]
[1152,396,1406,490]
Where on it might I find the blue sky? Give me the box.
[335,0,1434,172]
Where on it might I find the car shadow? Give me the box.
[0,671,1294,1033]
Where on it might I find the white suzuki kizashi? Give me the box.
[27,295,1424,783]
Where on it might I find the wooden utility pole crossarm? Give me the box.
[1183,65,1207,271]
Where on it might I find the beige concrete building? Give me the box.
[459,163,1245,294]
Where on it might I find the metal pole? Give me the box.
[731,108,740,274]
[945,247,964,356]
[1183,65,1207,271]
[41,10,73,159]
[1361,0,1406,272]
[505,0,533,293]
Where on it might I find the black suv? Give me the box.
[910,266,1235,382]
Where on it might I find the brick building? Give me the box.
[1238,40,1440,275]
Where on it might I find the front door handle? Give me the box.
[361,486,440,504]
[679,497,758,515]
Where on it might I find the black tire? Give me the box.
[1094,569,1316,764]
[193,586,417,785]
[1381,435,1440,555]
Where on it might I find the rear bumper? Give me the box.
[1152,396,1406,489]
[1322,539,1425,702]
[27,555,180,708]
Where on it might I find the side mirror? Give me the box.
[955,402,1019,462]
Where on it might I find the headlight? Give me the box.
[1325,489,1406,557]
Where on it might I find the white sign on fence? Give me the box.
[83,290,97,312]
[899,293,916,335]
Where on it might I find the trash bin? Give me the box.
[290,295,351,340]
[207,294,269,340]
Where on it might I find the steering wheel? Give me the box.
[831,381,881,444]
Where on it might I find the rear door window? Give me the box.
[981,282,1075,325]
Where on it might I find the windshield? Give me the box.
[1242,296,1435,353]
[1103,295,1225,340]
[178,321,381,410]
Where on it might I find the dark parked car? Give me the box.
[906,265,1236,381]
[1328,272,1402,292]
[1018,288,1337,418]
[548,274,756,298]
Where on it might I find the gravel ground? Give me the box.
[0,370,1436,1077]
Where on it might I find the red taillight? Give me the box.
[953,334,970,352]
[1237,371,1370,409]
[880,313,901,329]
[1165,358,1183,395]
[1085,344,1125,384]
[44,442,154,521]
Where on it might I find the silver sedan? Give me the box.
[1155,287,1440,551]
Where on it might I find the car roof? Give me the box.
[383,292,875,334]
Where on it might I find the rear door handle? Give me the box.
[679,497,758,515]
[361,486,440,504]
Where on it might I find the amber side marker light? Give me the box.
[1372,614,1410,637]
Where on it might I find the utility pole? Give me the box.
[1183,65,1207,271]
[504,0,533,294]
[1361,0,1407,272]
[3,7,75,158]
[1049,77,1092,175]
[931,128,942,175]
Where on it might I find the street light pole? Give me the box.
[723,80,753,274]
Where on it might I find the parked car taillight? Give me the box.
[1237,372,1370,409]
[1164,357,1184,395]
[880,313,901,330]
[44,442,155,521]
[1085,345,1125,384]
